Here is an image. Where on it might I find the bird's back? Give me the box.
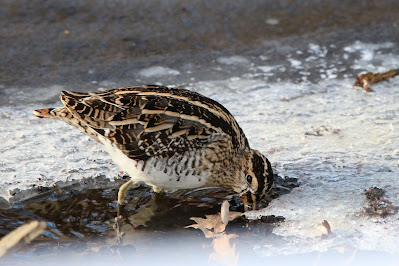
[34,85,249,162]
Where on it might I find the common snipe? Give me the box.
[33,85,273,211]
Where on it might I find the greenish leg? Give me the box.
[117,179,134,216]
[152,186,165,201]
[152,186,164,194]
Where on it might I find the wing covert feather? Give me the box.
[60,86,249,161]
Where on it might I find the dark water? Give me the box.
[1,0,399,89]
[1,174,298,263]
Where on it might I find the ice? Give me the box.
[0,107,121,199]
[343,41,394,54]
[196,44,398,256]
[138,66,180,77]
[265,18,279,25]
[343,41,399,71]
[288,58,302,68]
[308,43,327,58]
[255,65,280,75]
[217,56,250,65]
[1,40,399,258]
[239,79,399,256]
[325,68,338,79]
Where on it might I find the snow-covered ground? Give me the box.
[1,41,398,261]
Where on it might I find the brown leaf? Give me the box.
[186,200,242,238]
[322,220,331,235]
[209,233,239,266]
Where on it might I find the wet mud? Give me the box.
[364,187,398,217]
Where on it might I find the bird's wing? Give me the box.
[60,85,249,161]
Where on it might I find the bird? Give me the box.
[33,85,273,212]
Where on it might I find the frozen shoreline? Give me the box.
[1,40,399,260]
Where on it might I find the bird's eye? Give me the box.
[246,175,253,183]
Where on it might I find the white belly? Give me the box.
[101,138,210,189]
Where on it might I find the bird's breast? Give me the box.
[101,138,211,189]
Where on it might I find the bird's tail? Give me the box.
[33,108,56,119]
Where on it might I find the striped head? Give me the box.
[239,149,274,210]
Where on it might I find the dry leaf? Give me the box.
[321,220,332,239]
[354,69,399,92]
[186,200,242,238]
[322,220,331,235]
[209,233,239,266]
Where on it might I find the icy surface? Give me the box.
[1,41,399,257]
[217,56,251,65]
[138,66,181,78]
[0,106,121,198]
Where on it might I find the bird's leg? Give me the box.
[117,179,134,217]
[152,185,164,193]
[152,185,165,201]
[114,180,135,242]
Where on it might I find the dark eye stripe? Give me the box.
[252,153,265,196]
[264,157,273,191]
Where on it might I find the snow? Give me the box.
[308,43,328,58]
[1,41,399,258]
[344,41,398,71]
[288,58,302,68]
[265,18,279,25]
[138,66,180,77]
[0,107,121,199]
[217,56,251,65]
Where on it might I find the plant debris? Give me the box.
[364,187,398,217]
[113,216,125,245]
[187,201,241,265]
[0,221,46,258]
[208,233,239,266]
[364,187,385,200]
[260,215,285,224]
[186,200,242,238]
[321,220,332,239]
[354,69,399,92]
[304,125,340,136]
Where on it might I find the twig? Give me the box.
[0,221,47,258]
[113,215,125,245]
[354,69,399,92]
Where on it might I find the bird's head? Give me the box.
[236,149,274,210]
